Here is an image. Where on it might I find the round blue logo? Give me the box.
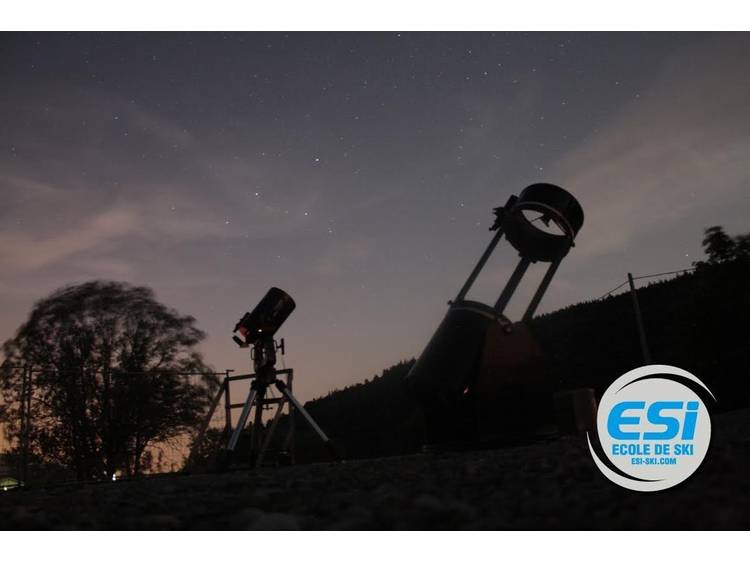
[588,364,715,492]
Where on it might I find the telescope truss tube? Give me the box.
[454,183,583,318]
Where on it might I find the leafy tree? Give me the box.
[0,281,217,480]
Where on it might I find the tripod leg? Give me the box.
[250,386,266,463]
[286,370,295,462]
[275,381,339,460]
[281,405,294,453]
[257,399,286,467]
[227,386,257,451]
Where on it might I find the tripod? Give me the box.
[226,336,337,466]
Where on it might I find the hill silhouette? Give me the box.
[290,256,750,462]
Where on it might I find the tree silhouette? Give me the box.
[701,226,737,263]
[734,234,750,260]
[0,281,217,480]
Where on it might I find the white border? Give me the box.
[0,531,742,561]
[1,1,749,31]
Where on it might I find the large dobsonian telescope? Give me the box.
[405,183,585,447]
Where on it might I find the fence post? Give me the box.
[628,272,652,364]
[224,370,232,437]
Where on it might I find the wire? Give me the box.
[632,267,696,281]
[598,267,697,300]
[598,280,629,300]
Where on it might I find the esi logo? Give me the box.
[587,365,715,492]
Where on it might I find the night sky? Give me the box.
[2,32,749,404]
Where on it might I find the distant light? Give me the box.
[0,477,22,491]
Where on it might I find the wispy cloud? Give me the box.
[553,35,750,258]
[0,81,325,281]
[0,207,139,271]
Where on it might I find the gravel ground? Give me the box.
[1,408,749,530]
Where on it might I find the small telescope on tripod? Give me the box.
[226,287,338,466]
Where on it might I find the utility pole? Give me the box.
[628,273,652,364]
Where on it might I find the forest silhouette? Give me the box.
[284,226,750,462]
